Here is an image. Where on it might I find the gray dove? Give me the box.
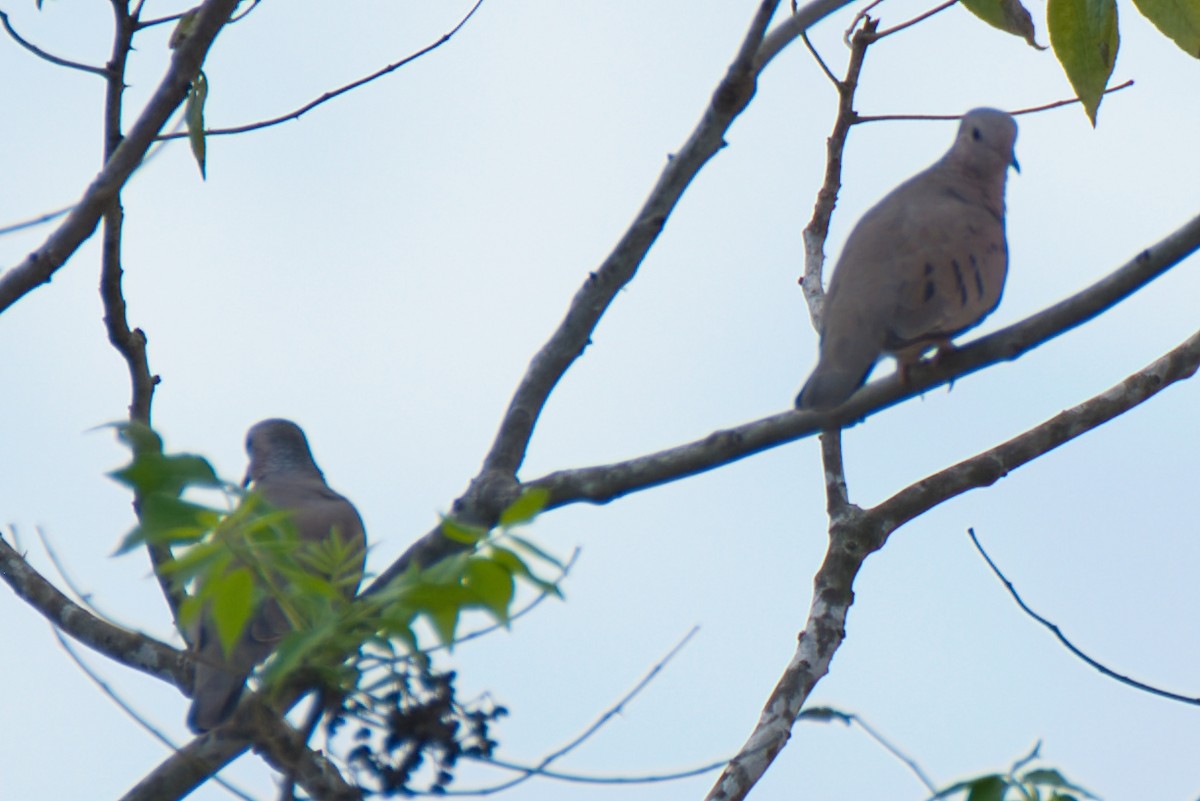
[796,108,1019,410]
[188,418,366,733]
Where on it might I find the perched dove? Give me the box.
[796,108,1019,410]
[187,419,366,733]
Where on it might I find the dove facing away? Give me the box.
[187,419,366,733]
[796,108,1019,410]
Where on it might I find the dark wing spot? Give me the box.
[951,259,968,305]
[924,262,935,276]
[924,281,936,302]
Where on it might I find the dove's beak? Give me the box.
[1011,154,1021,174]
[242,470,251,489]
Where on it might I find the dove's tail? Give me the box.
[795,332,881,410]
[188,662,249,733]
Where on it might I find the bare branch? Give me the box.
[0,204,73,236]
[705,508,876,801]
[757,0,861,69]
[799,19,874,333]
[450,627,700,795]
[51,629,259,801]
[967,529,1200,705]
[476,0,783,486]
[458,755,726,789]
[799,707,938,793]
[873,0,960,39]
[0,532,188,686]
[702,319,1200,801]
[155,0,487,142]
[524,211,1200,509]
[0,10,109,77]
[0,0,241,315]
[372,202,1200,591]
[875,330,1200,530]
[97,1,176,615]
[855,79,1135,124]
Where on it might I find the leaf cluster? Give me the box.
[109,423,561,787]
[961,0,1198,123]
[932,743,1098,801]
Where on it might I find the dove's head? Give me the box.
[950,108,1019,177]
[244,418,323,486]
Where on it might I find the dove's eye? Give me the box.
[971,127,982,141]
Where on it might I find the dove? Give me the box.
[796,108,1019,410]
[187,419,366,733]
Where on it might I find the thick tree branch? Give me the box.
[0,0,240,315]
[0,534,188,686]
[525,211,1200,507]
[477,0,784,484]
[370,209,1200,592]
[874,329,1200,530]
[701,314,1200,801]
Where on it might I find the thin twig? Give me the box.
[799,707,938,793]
[0,530,188,685]
[856,79,1135,123]
[843,0,885,43]
[873,0,959,39]
[50,628,258,801]
[156,0,488,142]
[0,10,109,77]
[450,627,701,795]
[36,526,111,618]
[801,31,839,86]
[968,528,1200,705]
[0,205,73,236]
[457,755,726,788]
[850,713,938,793]
[0,0,242,314]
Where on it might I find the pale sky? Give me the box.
[2,2,1199,800]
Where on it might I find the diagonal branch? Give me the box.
[701,324,1200,801]
[0,10,109,77]
[0,0,240,315]
[873,329,1200,531]
[155,0,487,142]
[524,211,1200,508]
[476,0,785,483]
[0,533,188,686]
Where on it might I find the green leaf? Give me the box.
[498,487,550,527]
[211,566,255,656]
[440,516,486,545]
[1048,0,1119,125]
[112,421,163,456]
[1131,0,1200,57]
[964,775,1008,801]
[464,557,514,624]
[796,706,851,724]
[508,534,564,569]
[186,71,208,179]
[1022,769,1097,799]
[961,0,1047,48]
[427,601,460,647]
[109,452,221,497]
